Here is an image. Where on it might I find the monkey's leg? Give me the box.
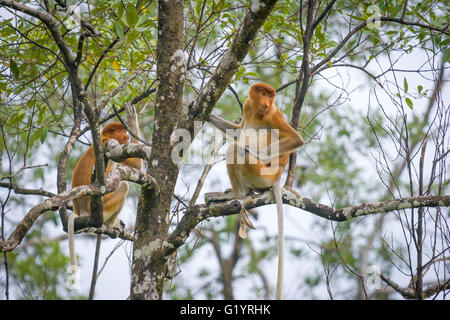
[225,143,262,238]
[72,196,90,216]
[103,181,129,229]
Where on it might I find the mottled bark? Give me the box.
[105,139,152,163]
[187,0,278,129]
[130,0,186,300]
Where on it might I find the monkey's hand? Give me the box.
[257,145,280,165]
[124,102,140,142]
[236,144,261,163]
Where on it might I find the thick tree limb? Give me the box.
[77,225,135,241]
[57,86,83,243]
[188,0,278,124]
[105,139,152,162]
[0,165,154,252]
[161,189,450,258]
[130,0,187,301]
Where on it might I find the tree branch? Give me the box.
[381,274,450,299]
[0,0,110,227]
[105,139,152,162]
[0,182,56,198]
[161,189,450,258]
[0,165,154,252]
[0,0,75,68]
[77,225,135,241]
[380,274,416,299]
[188,0,278,123]
[312,16,449,74]
[312,0,336,30]
[285,0,316,188]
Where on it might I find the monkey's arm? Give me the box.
[209,114,242,134]
[259,110,304,163]
[121,102,143,170]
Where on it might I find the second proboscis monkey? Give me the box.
[69,104,142,274]
[209,83,304,300]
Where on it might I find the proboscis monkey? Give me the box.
[209,83,304,300]
[68,103,142,275]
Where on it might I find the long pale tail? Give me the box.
[273,180,284,300]
[68,214,78,273]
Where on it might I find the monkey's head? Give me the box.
[249,83,276,115]
[102,122,129,144]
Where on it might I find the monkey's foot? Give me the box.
[238,207,256,239]
[109,222,125,238]
[282,185,299,197]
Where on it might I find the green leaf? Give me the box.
[346,14,366,21]
[126,4,139,27]
[113,21,123,39]
[38,106,47,124]
[40,127,48,143]
[9,110,26,125]
[10,59,19,78]
[245,72,259,77]
[405,97,413,109]
[136,15,147,28]
[195,1,202,16]
[126,29,140,43]
[263,20,274,32]
[442,47,450,64]
[403,77,408,93]
[417,85,423,94]
[29,127,43,148]
[440,38,450,46]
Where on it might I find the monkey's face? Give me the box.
[117,128,129,144]
[250,84,275,115]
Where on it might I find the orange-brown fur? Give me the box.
[210,83,304,300]
[225,83,304,196]
[71,122,142,226]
